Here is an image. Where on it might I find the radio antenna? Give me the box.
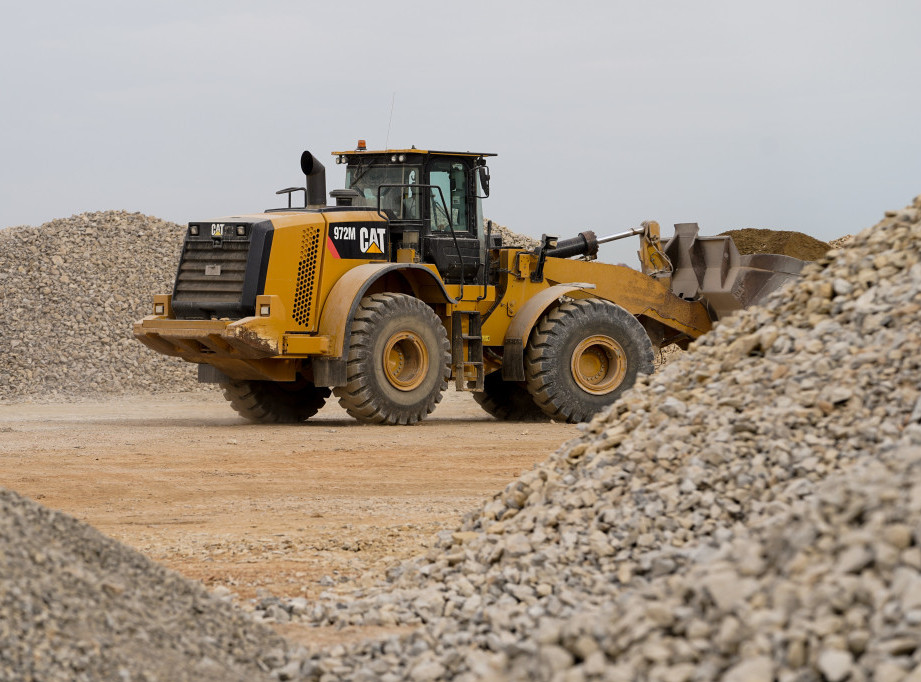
[385,92,396,149]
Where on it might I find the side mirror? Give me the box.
[477,165,490,198]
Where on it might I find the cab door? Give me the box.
[423,157,481,285]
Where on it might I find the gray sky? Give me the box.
[2,1,919,264]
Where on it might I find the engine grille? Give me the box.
[171,220,273,320]
[173,240,250,306]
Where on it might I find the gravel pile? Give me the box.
[0,487,306,681]
[830,235,855,249]
[250,195,921,681]
[0,211,202,401]
[487,220,540,249]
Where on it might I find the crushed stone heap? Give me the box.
[486,219,540,249]
[255,195,921,681]
[0,211,202,401]
[0,487,304,682]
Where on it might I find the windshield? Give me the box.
[346,163,422,220]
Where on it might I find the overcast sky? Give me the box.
[2,1,919,264]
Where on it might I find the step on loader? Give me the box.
[134,142,806,424]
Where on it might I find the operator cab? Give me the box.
[331,143,495,285]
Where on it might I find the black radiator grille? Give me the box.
[174,240,250,304]
[171,220,274,320]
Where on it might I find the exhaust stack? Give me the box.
[300,151,327,208]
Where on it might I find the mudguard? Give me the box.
[501,283,596,382]
[313,263,456,386]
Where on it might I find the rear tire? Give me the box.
[221,378,331,423]
[333,293,450,425]
[473,371,550,422]
[525,298,654,423]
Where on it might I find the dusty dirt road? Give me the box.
[0,390,576,623]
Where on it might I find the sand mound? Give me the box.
[720,228,831,261]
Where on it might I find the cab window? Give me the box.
[428,160,470,233]
[346,163,421,220]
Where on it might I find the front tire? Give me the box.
[221,378,331,423]
[333,293,450,425]
[525,298,654,423]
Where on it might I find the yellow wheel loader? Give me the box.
[134,142,805,425]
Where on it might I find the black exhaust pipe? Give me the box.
[300,151,327,208]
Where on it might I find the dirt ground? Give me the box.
[0,389,576,642]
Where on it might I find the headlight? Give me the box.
[236,225,246,236]
[154,302,165,315]
[259,304,270,316]
[189,225,199,236]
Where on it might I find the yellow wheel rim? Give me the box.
[571,335,626,395]
[383,331,429,391]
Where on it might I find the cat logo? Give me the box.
[359,227,386,254]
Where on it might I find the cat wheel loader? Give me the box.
[134,142,805,425]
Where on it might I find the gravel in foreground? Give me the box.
[0,487,307,682]
[249,196,921,681]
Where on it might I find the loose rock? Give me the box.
[251,194,921,681]
[0,211,204,401]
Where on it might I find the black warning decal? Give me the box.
[327,222,389,260]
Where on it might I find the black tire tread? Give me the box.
[333,293,450,425]
[221,378,330,423]
[473,372,550,422]
[525,298,654,423]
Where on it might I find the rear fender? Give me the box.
[313,263,455,386]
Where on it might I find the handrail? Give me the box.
[275,187,307,209]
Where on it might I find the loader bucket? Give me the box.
[663,223,807,320]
